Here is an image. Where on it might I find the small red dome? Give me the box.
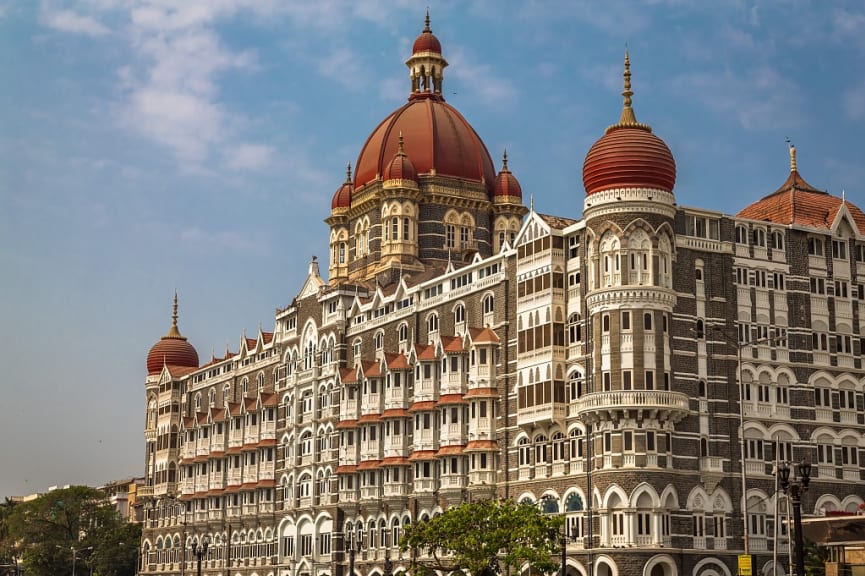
[582,125,676,195]
[493,151,522,199]
[354,97,495,196]
[146,295,199,375]
[384,136,417,182]
[412,12,441,55]
[331,164,354,210]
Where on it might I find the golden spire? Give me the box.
[398,132,407,156]
[789,143,797,173]
[607,50,651,133]
[166,291,184,338]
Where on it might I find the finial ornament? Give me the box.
[398,132,406,155]
[345,162,352,182]
[502,149,509,171]
[607,50,650,132]
[424,7,431,32]
[789,143,797,173]
[530,194,535,212]
[167,291,183,338]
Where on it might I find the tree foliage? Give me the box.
[3,486,137,576]
[399,499,562,576]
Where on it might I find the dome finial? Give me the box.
[788,139,797,173]
[398,132,406,155]
[618,49,638,126]
[345,162,352,183]
[502,149,509,171]
[167,291,182,338]
[424,7,431,32]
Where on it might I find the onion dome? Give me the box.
[412,9,441,55]
[493,150,522,200]
[383,134,417,182]
[331,163,354,210]
[583,52,676,195]
[146,293,199,375]
[738,145,865,231]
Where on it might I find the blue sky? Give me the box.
[1,0,863,499]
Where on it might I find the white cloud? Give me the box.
[41,8,109,36]
[843,80,865,121]
[447,47,518,111]
[225,143,274,171]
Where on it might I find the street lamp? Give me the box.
[190,536,211,576]
[549,524,571,576]
[346,531,361,576]
[778,460,811,576]
[57,545,92,576]
[709,326,787,561]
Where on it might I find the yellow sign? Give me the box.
[738,554,753,576]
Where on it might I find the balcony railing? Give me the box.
[574,390,690,423]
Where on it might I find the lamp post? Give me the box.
[57,545,92,576]
[549,525,570,576]
[778,460,811,576]
[190,536,210,576]
[383,531,393,576]
[710,326,787,562]
[346,531,361,576]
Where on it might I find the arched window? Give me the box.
[454,304,465,324]
[398,323,408,342]
[427,313,439,333]
[483,294,494,315]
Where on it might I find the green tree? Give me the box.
[803,540,829,576]
[5,486,135,576]
[89,521,141,576]
[399,499,562,576]
[0,497,20,576]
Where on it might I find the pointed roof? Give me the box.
[737,145,865,232]
[146,292,199,375]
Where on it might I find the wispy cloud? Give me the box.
[225,143,274,171]
[447,47,518,111]
[41,8,109,36]
[671,65,803,131]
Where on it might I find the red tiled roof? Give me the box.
[382,408,411,418]
[465,440,499,451]
[257,479,276,488]
[359,413,381,423]
[244,397,258,411]
[408,401,437,412]
[246,338,257,350]
[358,460,382,470]
[336,465,358,474]
[415,343,437,360]
[210,451,225,457]
[196,412,208,425]
[738,173,865,232]
[258,438,276,447]
[261,392,279,407]
[408,450,437,461]
[228,402,242,416]
[441,335,463,353]
[240,482,258,490]
[386,353,411,370]
[437,394,466,405]
[336,419,358,429]
[340,368,359,384]
[261,332,274,344]
[183,416,196,428]
[226,446,243,455]
[364,360,382,378]
[381,456,411,466]
[436,445,465,456]
[468,327,500,345]
[464,387,499,398]
[211,408,227,421]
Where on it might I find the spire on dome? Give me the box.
[607,50,651,133]
[502,149,509,171]
[408,10,447,98]
[424,7,431,32]
[345,162,352,182]
[168,291,183,338]
[789,143,797,173]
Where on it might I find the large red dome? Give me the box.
[146,295,199,375]
[583,125,676,195]
[582,52,676,196]
[354,96,496,196]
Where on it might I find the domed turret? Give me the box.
[146,293,199,375]
[493,150,522,201]
[331,163,354,211]
[412,9,441,55]
[383,134,417,183]
[352,13,495,196]
[583,52,676,196]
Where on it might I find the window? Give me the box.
[454,304,465,324]
[483,294,495,315]
[374,331,384,350]
[833,240,848,260]
[621,311,631,331]
[808,237,824,256]
[736,226,748,244]
[427,314,439,333]
[644,313,653,331]
[770,231,784,250]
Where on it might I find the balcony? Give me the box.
[468,470,496,486]
[440,474,467,490]
[517,401,567,427]
[574,390,690,424]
